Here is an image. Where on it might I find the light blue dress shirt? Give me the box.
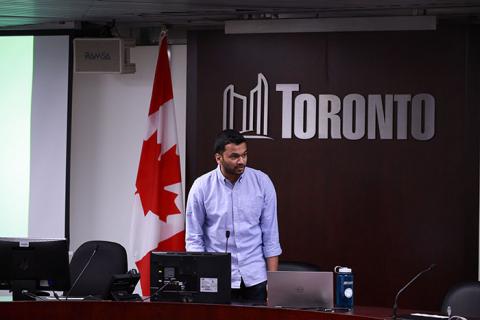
[186,166,282,288]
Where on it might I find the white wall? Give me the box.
[70,45,187,269]
[29,36,69,239]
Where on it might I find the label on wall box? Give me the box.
[200,278,218,293]
[73,38,136,74]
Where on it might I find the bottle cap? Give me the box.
[336,266,352,273]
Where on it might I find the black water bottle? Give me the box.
[334,266,354,310]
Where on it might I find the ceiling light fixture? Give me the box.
[225,16,436,34]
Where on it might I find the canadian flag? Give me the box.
[129,33,185,296]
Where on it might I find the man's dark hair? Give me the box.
[214,129,246,154]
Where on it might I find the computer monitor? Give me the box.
[0,237,70,300]
[150,252,231,304]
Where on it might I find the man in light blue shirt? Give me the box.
[186,129,282,302]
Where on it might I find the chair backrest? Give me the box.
[441,281,480,318]
[67,240,127,299]
[278,261,321,272]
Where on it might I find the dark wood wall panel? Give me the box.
[186,25,479,311]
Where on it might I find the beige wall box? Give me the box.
[74,38,136,74]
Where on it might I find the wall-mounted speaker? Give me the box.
[74,38,136,74]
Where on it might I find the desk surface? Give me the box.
[0,301,394,320]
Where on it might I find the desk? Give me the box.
[0,301,393,320]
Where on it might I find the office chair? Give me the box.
[278,261,321,271]
[66,240,127,299]
[441,281,480,318]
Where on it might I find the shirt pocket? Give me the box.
[240,194,264,225]
[204,197,228,228]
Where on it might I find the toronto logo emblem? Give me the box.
[223,73,272,139]
[222,73,436,141]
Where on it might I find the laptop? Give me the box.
[267,271,334,309]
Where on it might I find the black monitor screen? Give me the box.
[0,237,70,300]
[150,252,231,304]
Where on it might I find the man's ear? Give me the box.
[215,153,222,164]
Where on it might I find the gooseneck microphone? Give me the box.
[225,230,230,253]
[65,244,100,300]
[392,264,436,319]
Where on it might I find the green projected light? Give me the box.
[0,36,33,237]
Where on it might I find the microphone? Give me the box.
[65,244,99,300]
[392,264,436,319]
[225,230,230,253]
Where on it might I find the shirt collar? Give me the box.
[216,165,246,185]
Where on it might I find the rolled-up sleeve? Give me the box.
[260,175,282,258]
[185,180,206,252]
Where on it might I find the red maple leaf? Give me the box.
[135,131,182,222]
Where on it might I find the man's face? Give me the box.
[216,142,248,179]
